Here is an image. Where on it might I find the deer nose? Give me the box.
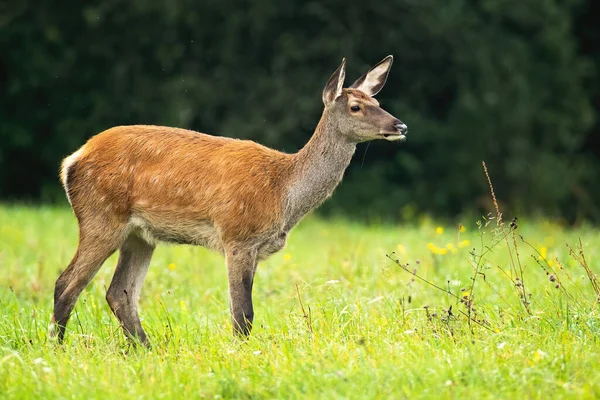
[394,121,408,134]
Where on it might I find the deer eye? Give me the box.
[350,105,360,112]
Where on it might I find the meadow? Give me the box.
[1,204,599,399]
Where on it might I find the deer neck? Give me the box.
[284,109,356,230]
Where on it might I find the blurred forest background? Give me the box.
[1,0,599,222]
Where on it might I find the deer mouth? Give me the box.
[381,132,407,142]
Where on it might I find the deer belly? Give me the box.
[128,215,223,251]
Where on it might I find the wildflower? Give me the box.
[533,349,547,362]
[283,253,292,261]
[180,300,187,313]
[168,263,176,271]
[436,226,444,235]
[459,224,466,233]
[427,243,440,254]
[438,248,448,255]
[539,247,548,260]
[458,240,470,248]
[446,243,457,254]
[396,244,407,256]
[515,277,523,287]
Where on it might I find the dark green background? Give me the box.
[1,0,599,222]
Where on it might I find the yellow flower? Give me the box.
[459,225,466,233]
[539,247,548,260]
[446,243,457,254]
[396,244,407,256]
[283,253,292,261]
[428,243,439,254]
[436,226,444,235]
[168,263,176,271]
[180,300,187,313]
[461,289,469,298]
[439,248,448,255]
[458,240,470,248]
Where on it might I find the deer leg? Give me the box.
[106,234,155,346]
[51,227,122,342]
[225,247,258,336]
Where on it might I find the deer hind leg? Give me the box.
[106,234,155,346]
[50,221,124,343]
[225,246,258,337]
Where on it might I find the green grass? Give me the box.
[1,205,600,399]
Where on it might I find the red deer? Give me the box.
[50,56,408,345]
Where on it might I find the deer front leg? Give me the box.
[225,247,257,337]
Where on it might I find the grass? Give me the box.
[1,204,600,399]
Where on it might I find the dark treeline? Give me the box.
[1,0,599,222]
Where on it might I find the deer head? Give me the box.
[322,56,407,143]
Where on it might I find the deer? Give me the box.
[49,55,408,346]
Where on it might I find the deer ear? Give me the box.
[322,58,346,106]
[350,55,393,97]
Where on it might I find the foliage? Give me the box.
[0,0,598,220]
[1,205,600,398]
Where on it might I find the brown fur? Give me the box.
[346,88,375,103]
[70,125,294,244]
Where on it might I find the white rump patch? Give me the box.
[61,147,85,206]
